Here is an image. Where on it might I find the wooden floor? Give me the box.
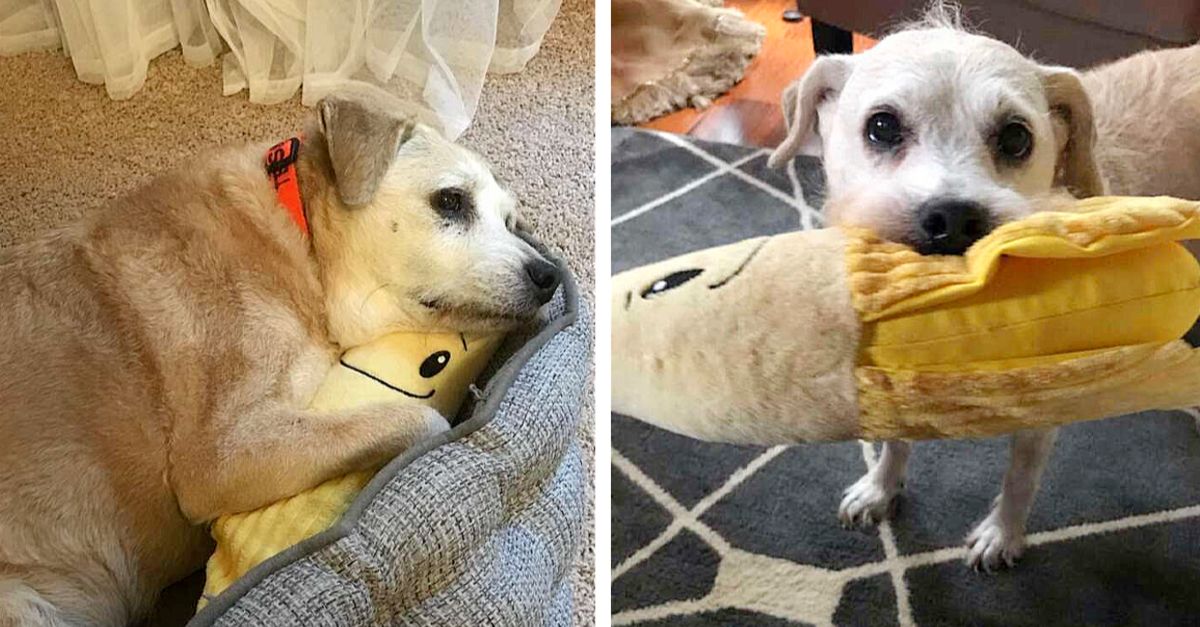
[639,0,874,148]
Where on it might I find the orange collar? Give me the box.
[265,137,308,235]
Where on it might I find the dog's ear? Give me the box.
[1040,67,1105,198]
[768,55,853,169]
[317,92,417,207]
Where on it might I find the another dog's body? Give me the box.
[0,88,557,625]
[1084,45,1200,201]
[770,7,1200,570]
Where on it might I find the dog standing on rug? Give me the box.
[768,4,1200,570]
[0,85,559,626]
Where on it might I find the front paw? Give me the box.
[380,405,450,456]
[965,510,1026,572]
[418,406,451,438]
[838,474,901,529]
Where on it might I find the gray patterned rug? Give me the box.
[610,127,1200,626]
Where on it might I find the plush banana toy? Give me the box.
[613,196,1200,445]
[199,331,501,606]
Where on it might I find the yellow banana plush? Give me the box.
[200,331,501,606]
[612,196,1200,444]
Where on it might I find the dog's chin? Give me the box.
[417,295,541,332]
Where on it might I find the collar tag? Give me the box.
[265,137,307,235]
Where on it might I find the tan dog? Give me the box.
[0,86,559,626]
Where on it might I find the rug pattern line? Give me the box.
[859,441,914,627]
[615,438,1200,624]
[611,149,765,227]
[657,131,818,226]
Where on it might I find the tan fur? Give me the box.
[611,230,863,444]
[1083,45,1200,199]
[1041,68,1105,198]
[0,87,550,625]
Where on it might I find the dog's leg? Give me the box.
[171,402,449,522]
[839,440,911,528]
[1185,243,1200,435]
[0,578,73,627]
[965,427,1058,571]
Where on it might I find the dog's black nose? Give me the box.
[916,199,991,255]
[525,258,561,305]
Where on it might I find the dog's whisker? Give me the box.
[358,283,393,313]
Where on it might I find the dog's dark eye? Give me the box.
[996,122,1033,161]
[419,351,451,378]
[429,186,470,216]
[436,187,463,212]
[865,111,904,149]
[642,269,702,298]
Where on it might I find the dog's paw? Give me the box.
[838,474,901,529]
[419,406,452,437]
[965,512,1026,572]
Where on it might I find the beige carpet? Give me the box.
[0,0,594,623]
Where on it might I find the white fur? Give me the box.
[319,125,545,347]
[774,6,1200,571]
[770,26,1082,245]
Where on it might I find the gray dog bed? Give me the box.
[188,243,591,626]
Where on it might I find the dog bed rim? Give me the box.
[188,234,582,625]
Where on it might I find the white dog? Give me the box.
[769,4,1200,570]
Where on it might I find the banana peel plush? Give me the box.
[612,196,1200,444]
[199,330,501,606]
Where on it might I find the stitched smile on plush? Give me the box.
[637,238,768,302]
[334,336,465,402]
[307,332,497,418]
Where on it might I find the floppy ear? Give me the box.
[317,92,417,206]
[1040,67,1105,198]
[768,55,853,169]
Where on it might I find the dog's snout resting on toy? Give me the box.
[767,12,1103,254]
[0,85,550,626]
[914,197,991,255]
[768,5,1200,571]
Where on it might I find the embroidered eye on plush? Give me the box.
[419,351,451,378]
[642,269,702,298]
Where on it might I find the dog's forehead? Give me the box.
[396,138,496,190]
[873,28,1026,61]
[435,151,493,187]
[847,29,1046,113]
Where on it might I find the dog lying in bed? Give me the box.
[0,85,559,626]
[768,4,1200,571]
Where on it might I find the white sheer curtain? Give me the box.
[0,0,222,97]
[0,0,560,138]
